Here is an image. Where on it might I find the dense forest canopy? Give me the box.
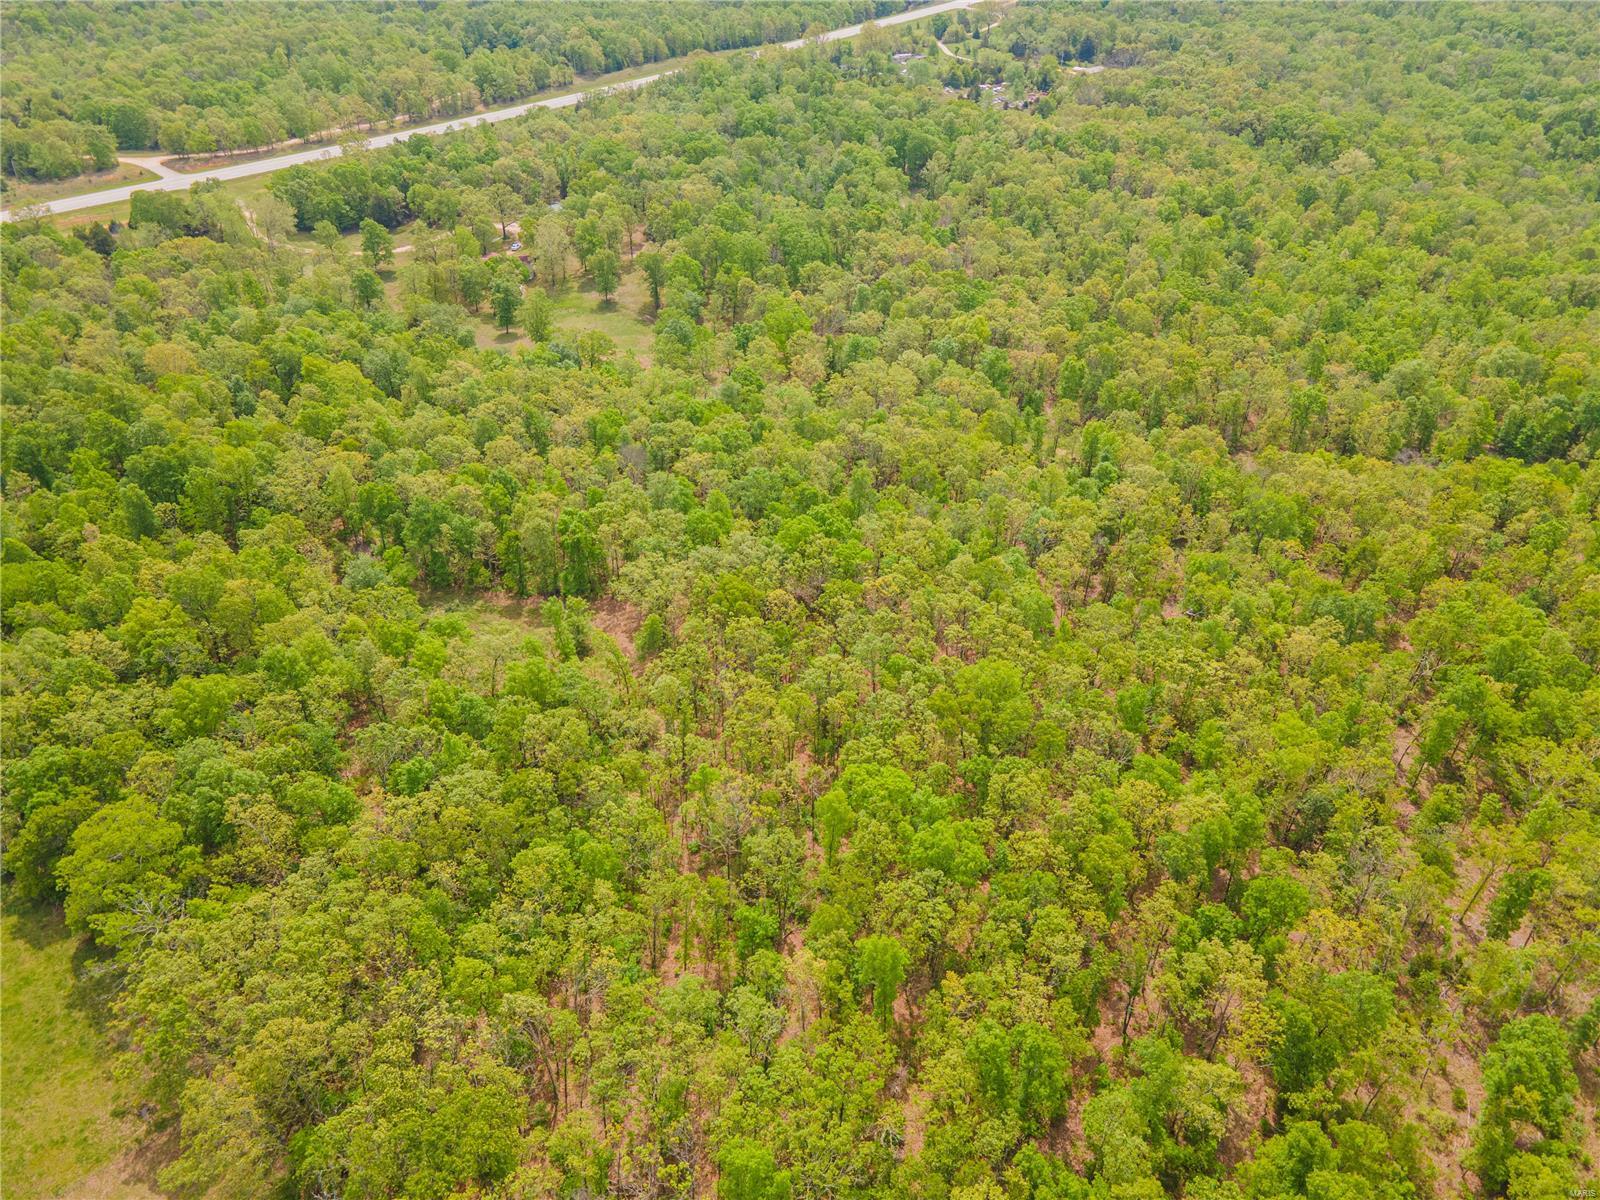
[0,0,892,180]
[2,3,1598,1200]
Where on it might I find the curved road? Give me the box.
[1,0,982,223]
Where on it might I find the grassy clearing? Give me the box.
[1,163,159,208]
[287,215,420,258]
[423,593,640,697]
[23,196,133,230]
[1,906,161,1199]
[429,592,546,635]
[548,265,655,360]
[474,323,534,351]
[463,260,655,359]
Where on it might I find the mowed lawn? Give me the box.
[472,262,655,361]
[549,266,655,361]
[1,907,159,1199]
[1,162,159,208]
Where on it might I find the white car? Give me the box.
[509,241,522,251]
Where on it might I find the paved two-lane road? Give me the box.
[1,0,983,223]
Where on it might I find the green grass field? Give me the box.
[1,163,159,209]
[550,268,655,360]
[468,261,655,360]
[1,907,162,1199]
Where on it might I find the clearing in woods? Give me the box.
[1,907,164,1199]
[472,263,655,359]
